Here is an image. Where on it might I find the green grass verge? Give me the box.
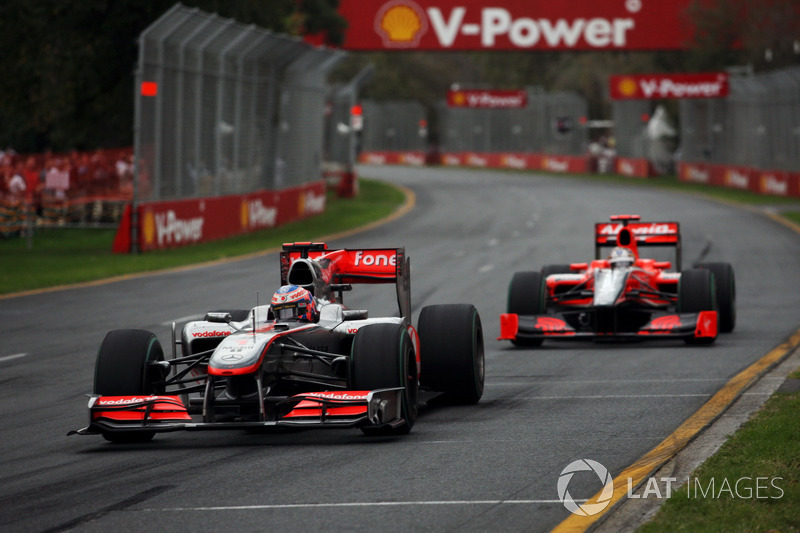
[0,178,406,295]
[638,387,800,533]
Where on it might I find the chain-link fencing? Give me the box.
[679,66,800,172]
[360,100,428,152]
[435,88,588,155]
[135,5,344,202]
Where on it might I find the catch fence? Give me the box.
[436,89,588,155]
[135,4,345,202]
[679,66,800,172]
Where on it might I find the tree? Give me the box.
[0,0,347,153]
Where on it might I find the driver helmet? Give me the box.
[270,285,318,322]
[608,246,635,269]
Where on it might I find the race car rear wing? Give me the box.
[594,215,682,270]
[280,242,411,321]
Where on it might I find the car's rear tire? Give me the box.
[94,329,164,443]
[678,269,717,345]
[695,262,736,333]
[507,271,545,346]
[417,304,484,405]
[350,323,417,435]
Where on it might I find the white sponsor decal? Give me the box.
[598,223,674,235]
[364,153,387,164]
[762,175,788,195]
[639,78,726,99]
[466,153,488,166]
[544,157,569,172]
[98,396,160,405]
[354,251,397,267]
[303,191,326,214]
[685,166,710,183]
[465,92,526,108]
[502,154,527,169]
[619,160,635,175]
[304,392,368,401]
[428,7,635,49]
[155,210,204,246]
[401,152,426,166]
[249,199,278,228]
[442,154,461,165]
[726,170,750,189]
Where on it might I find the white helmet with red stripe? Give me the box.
[270,285,318,322]
[608,246,635,269]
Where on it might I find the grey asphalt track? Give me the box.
[1,165,799,533]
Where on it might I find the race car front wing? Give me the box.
[68,388,406,437]
[499,310,717,343]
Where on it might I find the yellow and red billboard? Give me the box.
[337,0,694,51]
[447,89,527,108]
[609,72,729,100]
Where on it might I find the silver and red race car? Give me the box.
[71,242,484,443]
[499,215,736,346]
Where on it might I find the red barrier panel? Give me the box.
[679,162,800,199]
[615,157,652,178]
[112,181,327,253]
[359,151,426,166]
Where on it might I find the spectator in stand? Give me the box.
[0,163,9,199]
[45,157,70,199]
[74,152,91,191]
[0,156,14,197]
[8,164,26,198]
[23,156,42,215]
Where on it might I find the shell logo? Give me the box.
[375,0,428,48]
[142,210,155,247]
[617,77,639,98]
[240,200,249,230]
[450,91,466,106]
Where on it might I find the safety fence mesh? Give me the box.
[679,66,800,172]
[135,5,345,201]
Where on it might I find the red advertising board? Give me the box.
[609,72,729,100]
[447,89,527,108]
[112,182,327,253]
[337,0,694,51]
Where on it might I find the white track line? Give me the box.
[145,499,582,512]
[0,353,28,363]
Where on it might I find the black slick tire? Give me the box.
[678,269,717,345]
[694,262,736,333]
[417,304,485,405]
[94,329,164,443]
[507,271,545,346]
[350,323,418,435]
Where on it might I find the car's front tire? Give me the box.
[94,329,165,442]
[507,271,545,346]
[350,323,418,435]
[695,262,736,333]
[678,269,717,345]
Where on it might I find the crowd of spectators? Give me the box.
[0,147,134,203]
[0,147,133,237]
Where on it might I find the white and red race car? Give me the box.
[499,215,735,346]
[71,242,484,443]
